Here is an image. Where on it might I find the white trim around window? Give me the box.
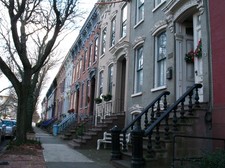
[153,0,166,13]
[153,31,167,89]
[134,45,144,94]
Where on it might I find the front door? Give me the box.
[176,21,195,99]
[115,57,126,113]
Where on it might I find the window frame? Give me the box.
[88,44,93,67]
[134,45,144,94]
[99,71,103,97]
[121,4,127,38]
[110,17,116,47]
[94,37,98,62]
[153,0,166,12]
[108,64,113,95]
[81,83,84,108]
[85,80,89,106]
[154,31,167,88]
[136,0,144,24]
[101,27,107,55]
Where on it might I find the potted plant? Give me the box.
[94,97,102,104]
[102,94,112,101]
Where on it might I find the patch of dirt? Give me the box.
[4,143,43,155]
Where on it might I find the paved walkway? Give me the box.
[34,127,115,168]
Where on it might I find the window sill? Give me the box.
[92,61,97,65]
[131,92,143,98]
[152,0,166,13]
[151,85,167,92]
[134,19,144,29]
[109,45,115,51]
[119,35,126,42]
[100,54,105,59]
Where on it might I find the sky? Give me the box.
[0,0,98,112]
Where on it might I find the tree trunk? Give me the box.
[16,74,34,144]
[16,92,28,144]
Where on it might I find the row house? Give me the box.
[43,6,100,122]
[41,0,225,166]
[126,0,209,122]
[95,1,131,123]
[41,79,57,120]
[70,6,100,121]
[55,65,66,119]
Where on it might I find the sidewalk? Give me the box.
[35,127,115,168]
[0,127,115,168]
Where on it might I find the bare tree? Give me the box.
[0,0,84,143]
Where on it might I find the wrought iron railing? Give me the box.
[143,84,202,156]
[113,84,203,167]
[58,113,77,133]
[121,91,170,151]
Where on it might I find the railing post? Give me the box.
[111,125,122,160]
[131,121,145,168]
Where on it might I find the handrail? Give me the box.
[122,91,170,133]
[144,83,202,136]
[58,113,77,133]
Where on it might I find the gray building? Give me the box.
[126,0,210,124]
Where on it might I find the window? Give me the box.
[154,0,165,7]
[81,83,84,108]
[108,64,113,94]
[86,80,89,106]
[155,32,167,87]
[136,0,144,24]
[121,4,127,38]
[134,46,143,93]
[110,17,116,47]
[79,59,82,78]
[99,71,103,97]
[89,44,93,67]
[76,63,79,80]
[94,37,98,62]
[83,52,87,71]
[101,28,107,55]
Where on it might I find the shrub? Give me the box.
[196,150,225,168]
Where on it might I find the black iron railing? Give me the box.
[144,83,202,157]
[112,83,203,167]
[121,91,170,151]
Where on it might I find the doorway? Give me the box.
[175,13,203,101]
[115,57,126,113]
